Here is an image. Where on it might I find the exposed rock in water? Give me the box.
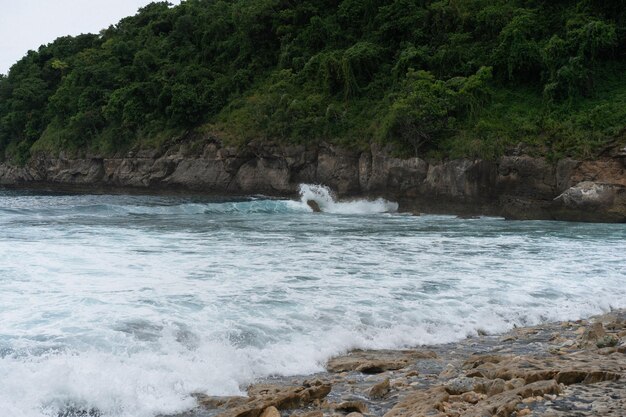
[553,181,626,222]
[306,200,321,212]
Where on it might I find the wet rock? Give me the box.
[383,386,449,417]
[306,200,322,212]
[301,412,323,417]
[553,181,626,222]
[597,347,618,355]
[463,353,623,388]
[484,378,507,396]
[191,309,626,417]
[390,378,408,389]
[444,377,477,395]
[505,378,526,391]
[260,406,280,417]
[556,370,621,385]
[368,377,390,399]
[596,335,619,348]
[605,318,624,331]
[547,380,626,416]
[209,380,331,417]
[581,322,606,344]
[439,364,458,379]
[460,391,482,404]
[195,395,249,409]
[290,412,322,417]
[326,349,437,373]
[472,380,561,417]
[333,401,368,414]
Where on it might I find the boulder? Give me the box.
[307,200,322,212]
[553,181,626,222]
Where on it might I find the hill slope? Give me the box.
[1,0,625,164]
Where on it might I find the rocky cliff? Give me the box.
[1,140,625,222]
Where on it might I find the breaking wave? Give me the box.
[0,184,398,220]
[297,183,398,214]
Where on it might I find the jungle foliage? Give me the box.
[1,0,625,163]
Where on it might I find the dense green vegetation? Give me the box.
[1,0,625,164]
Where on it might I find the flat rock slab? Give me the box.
[326,349,438,373]
[195,380,331,417]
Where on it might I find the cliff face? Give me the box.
[1,141,625,222]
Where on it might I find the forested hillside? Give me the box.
[1,0,625,164]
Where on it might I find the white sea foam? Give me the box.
[298,183,398,214]
[0,189,624,416]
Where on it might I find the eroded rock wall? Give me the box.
[1,141,625,222]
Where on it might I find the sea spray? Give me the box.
[298,183,399,214]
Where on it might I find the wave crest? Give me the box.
[298,184,398,214]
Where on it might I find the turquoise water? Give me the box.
[0,185,625,417]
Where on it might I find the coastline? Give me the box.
[1,184,625,416]
[1,140,625,223]
[187,309,626,417]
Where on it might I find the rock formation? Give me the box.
[1,140,625,222]
[183,311,626,417]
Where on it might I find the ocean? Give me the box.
[1,184,624,417]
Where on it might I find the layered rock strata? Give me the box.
[1,141,625,221]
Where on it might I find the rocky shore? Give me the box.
[181,310,626,417]
[1,140,626,222]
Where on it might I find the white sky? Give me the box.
[0,0,182,75]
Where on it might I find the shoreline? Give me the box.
[1,141,625,222]
[186,309,625,417]
[2,186,625,416]
[1,181,625,224]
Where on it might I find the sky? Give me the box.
[0,0,181,75]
